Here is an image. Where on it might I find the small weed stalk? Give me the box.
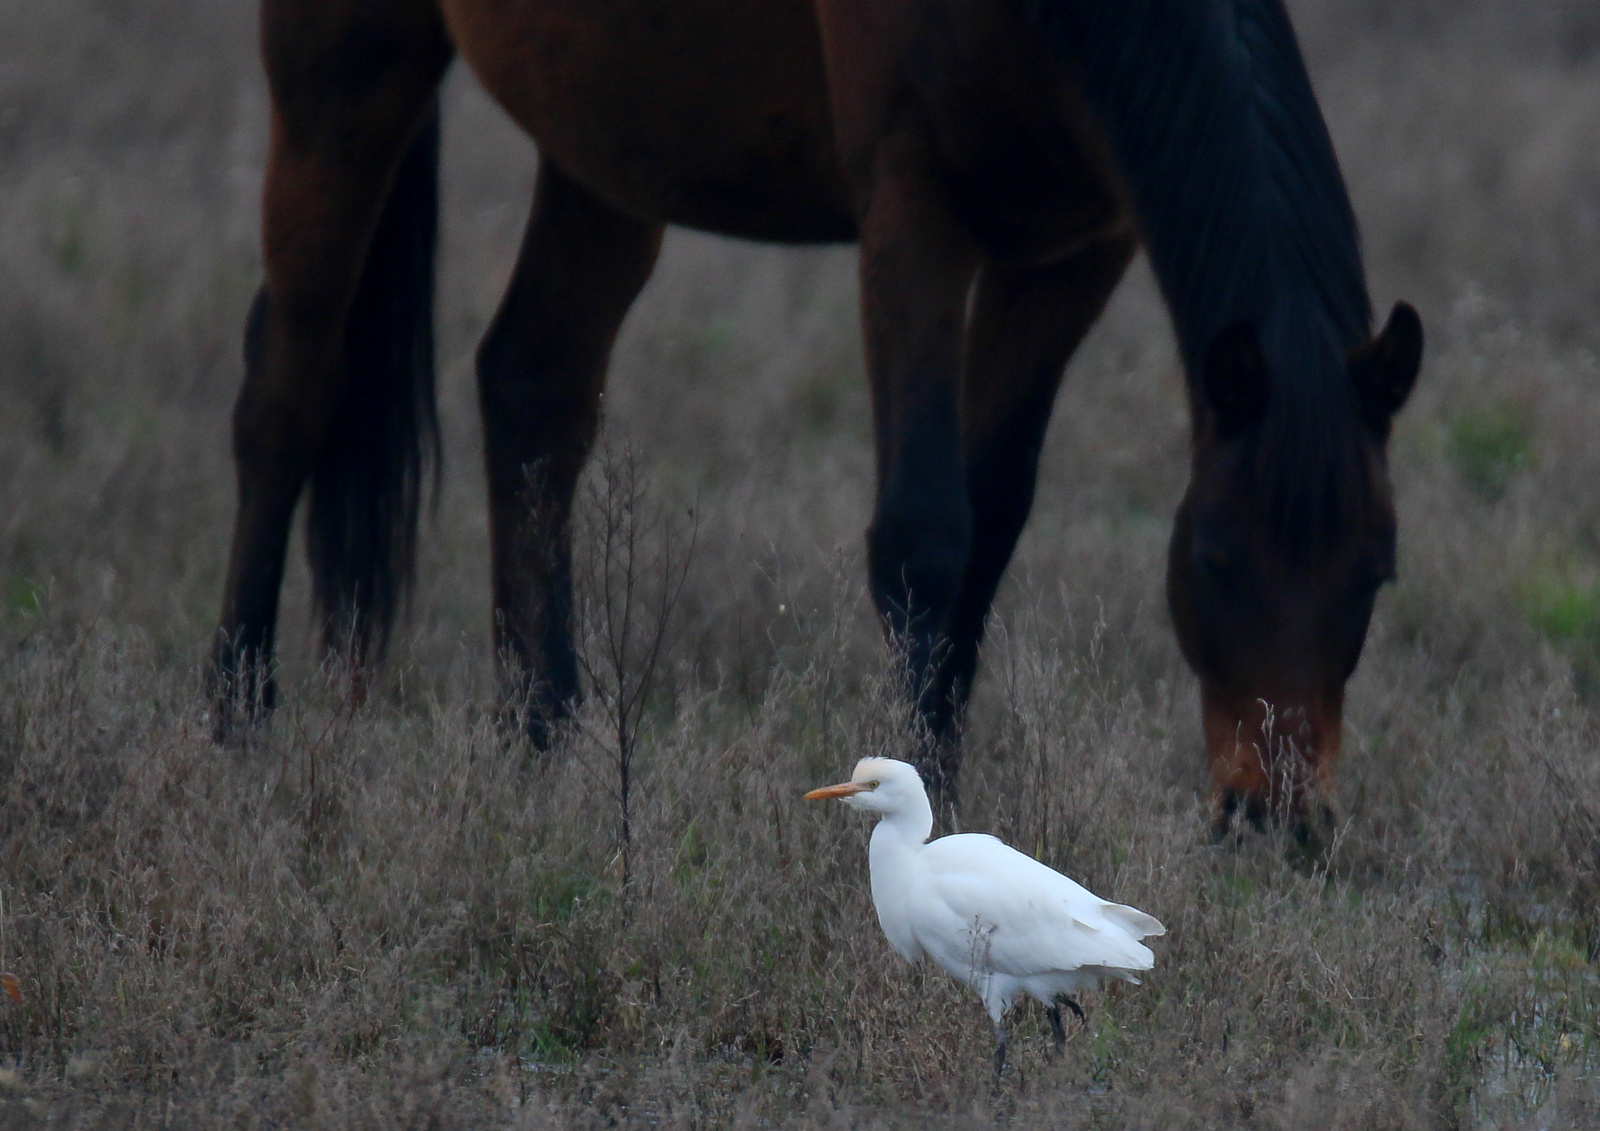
[0,886,18,1006]
[573,434,696,886]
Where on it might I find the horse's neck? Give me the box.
[1032,0,1370,363]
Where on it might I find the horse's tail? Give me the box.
[307,95,442,661]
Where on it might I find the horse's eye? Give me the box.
[1353,560,1396,595]
[1346,571,1388,603]
[1196,544,1236,579]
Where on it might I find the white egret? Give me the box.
[806,757,1165,1076]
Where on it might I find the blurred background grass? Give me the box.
[3,0,1600,1126]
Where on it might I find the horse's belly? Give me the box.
[443,0,857,242]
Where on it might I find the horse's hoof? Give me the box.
[205,651,277,746]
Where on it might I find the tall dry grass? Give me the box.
[2,0,1600,1125]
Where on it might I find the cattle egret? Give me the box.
[806,757,1165,1076]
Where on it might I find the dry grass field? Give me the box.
[4,0,1600,1125]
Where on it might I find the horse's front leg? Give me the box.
[855,128,982,806]
[934,233,1137,734]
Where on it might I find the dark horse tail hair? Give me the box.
[307,95,442,662]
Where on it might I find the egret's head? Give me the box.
[803,757,925,815]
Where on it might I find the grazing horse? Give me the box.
[211,0,1422,828]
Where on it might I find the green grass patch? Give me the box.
[4,575,42,615]
[529,865,600,925]
[1447,402,1534,500]
[1446,982,1496,1110]
[1517,560,1600,697]
[1519,563,1600,644]
[50,204,87,276]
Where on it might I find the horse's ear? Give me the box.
[1350,302,1423,433]
[1202,322,1270,438]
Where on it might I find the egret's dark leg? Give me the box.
[992,1019,1009,1083]
[1048,995,1086,1052]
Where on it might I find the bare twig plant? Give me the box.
[572,433,697,885]
[0,887,18,1006]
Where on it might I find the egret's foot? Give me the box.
[992,1020,1008,1087]
[1047,997,1085,1052]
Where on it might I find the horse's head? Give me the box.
[1167,303,1422,834]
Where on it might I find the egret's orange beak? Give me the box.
[804,781,868,801]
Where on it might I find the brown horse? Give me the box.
[211,0,1422,829]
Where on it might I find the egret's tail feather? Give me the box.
[1104,903,1166,938]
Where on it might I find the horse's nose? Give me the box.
[1203,684,1342,834]
[1270,702,1314,744]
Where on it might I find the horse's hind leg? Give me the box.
[211,1,450,734]
[931,232,1136,739]
[477,161,663,747]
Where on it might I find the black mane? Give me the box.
[1029,0,1375,550]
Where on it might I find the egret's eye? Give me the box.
[868,780,880,789]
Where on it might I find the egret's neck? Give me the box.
[865,793,933,963]
[870,791,933,850]
[866,792,933,889]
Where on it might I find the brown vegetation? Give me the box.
[2,0,1600,1125]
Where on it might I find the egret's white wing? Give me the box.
[910,834,1161,980]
